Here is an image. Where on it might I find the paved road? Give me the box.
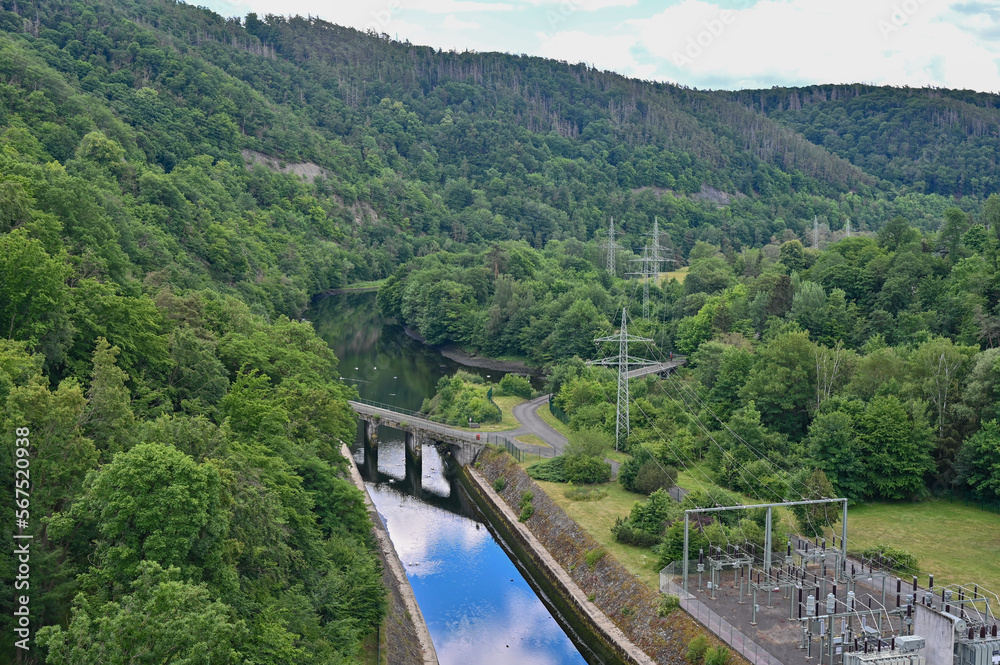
[505,395,570,454]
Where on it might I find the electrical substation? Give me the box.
[591,219,1000,665]
[661,504,1000,665]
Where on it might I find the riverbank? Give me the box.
[437,345,541,375]
[341,444,439,665]
[400,325,543,375]
[320,279,387,295]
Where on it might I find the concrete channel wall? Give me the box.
[341,444,439,665]
[461,462,659,665]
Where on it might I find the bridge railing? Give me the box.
[348,399,556,462]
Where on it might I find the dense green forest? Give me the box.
[1,0,1000,660]
[386,221,1000,506]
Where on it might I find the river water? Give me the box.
[310,292,592,665]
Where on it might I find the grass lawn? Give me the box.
[660,267,689,285]
[532,477,663,591]
[843,500,1000,592]
[516,434,550,447]
[537,404,574,438]
[452,395,525,432]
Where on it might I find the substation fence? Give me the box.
[661,561,785,665]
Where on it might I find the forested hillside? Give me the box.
[2,0,1000,661]
[731,85,1000,198]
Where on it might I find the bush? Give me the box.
[686,636,710,664]
[860,543,918,574]
[658,594,680,617]
[704,646,731,665]
[565,455,611,484]
[526,455,568,482]
[493,477,506,492]
[628,489,678,535]
[633,461,678,495]
[566,428,614,458]
[498,373,532,399]
[584,547,606,568]
[619,454,646,493]
[519,491,534,522]
[564,487,608,501]
[611,517,663,547]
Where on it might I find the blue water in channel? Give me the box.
[310,292,591,665]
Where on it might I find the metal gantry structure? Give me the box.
[586,308,656,450]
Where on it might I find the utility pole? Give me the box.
[587,308,656,450]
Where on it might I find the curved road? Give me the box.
[506,395,569,454]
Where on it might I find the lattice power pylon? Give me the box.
[600,217,622,276]
[587,308,656,450]
[627,245,655,320]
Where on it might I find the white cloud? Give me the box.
[517,0,638,10]
[413,0,516,13]
[631,0,1000,91]
[535,30,657,79]
[443,13,481,29]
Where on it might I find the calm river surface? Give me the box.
[310,292,592,665]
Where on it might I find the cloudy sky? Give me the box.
[198,0,1000,92]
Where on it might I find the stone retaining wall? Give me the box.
[468,446,722,664]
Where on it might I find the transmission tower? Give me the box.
[587,308,656,450]
[845,218,851,237]
[813,215,819,249]
[647,216,677,275]
[600,217,621,275]
[627,245,657,320]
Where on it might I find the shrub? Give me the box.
[519,491,534,522]
[584,547,606,568]
[619,454,645,493]
[566,429,614,458]
[628,489,678,535]
[492,477,506,492]
[611,517,663,547]
[658,594,680,617]
[565,455,611,484]
[860,543,918,574]
[704,646,731,665]
[498,373,532,399]
[686,636,710,664]
[564,487,608,501]
[526,456,568,482]
[634,461,678,495]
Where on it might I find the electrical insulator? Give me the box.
[807,594,816,616]
[827,593,836,614]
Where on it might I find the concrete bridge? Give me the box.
[349,398,555,492]
[626,357,686,379]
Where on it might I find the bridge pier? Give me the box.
[404,431,423,496]
[359,419,379,482]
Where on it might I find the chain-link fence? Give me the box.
[661,562,785,665]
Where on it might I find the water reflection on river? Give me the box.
[313,292,590,665]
